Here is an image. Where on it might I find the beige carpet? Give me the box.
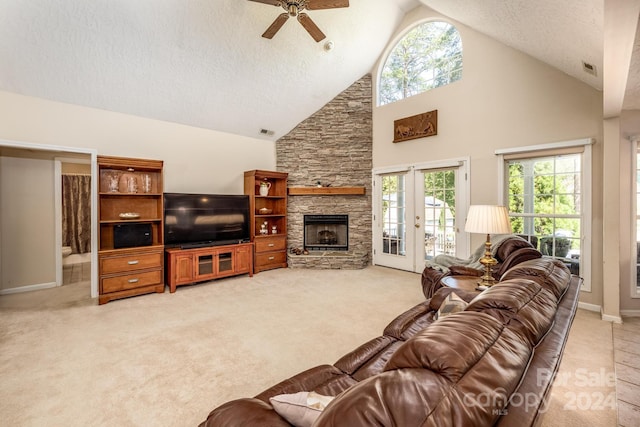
[0,266,616,426]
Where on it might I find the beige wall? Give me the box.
[0,90,276,194]
[0,90,276,289]
[372,8,604,305]
[0,156,56,290]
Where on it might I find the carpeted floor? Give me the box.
[0,266,617,426]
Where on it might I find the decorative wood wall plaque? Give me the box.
[393,110,438,143]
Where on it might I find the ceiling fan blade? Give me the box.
[262,13,289,39]
[248,0,282,6]
[297,13,326,42]
[305,0,349,10]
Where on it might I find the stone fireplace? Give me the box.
[276,75,372,269]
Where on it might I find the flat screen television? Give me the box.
[164,193,250,248]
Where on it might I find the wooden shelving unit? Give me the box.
[97,155,164,304]
[244,170,288,273]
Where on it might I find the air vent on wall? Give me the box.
[582,61,597,77]
[259,128,275,136]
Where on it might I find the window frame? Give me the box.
[632,138,640,298]
[497,138,593,292]
[376,18,463,106]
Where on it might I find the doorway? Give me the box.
[373,159,469,273]
[0,139,98,299]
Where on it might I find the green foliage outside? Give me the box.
[379,21,462,105]
[424,170,455,230]
[508,156,581,252]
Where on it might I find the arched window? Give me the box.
[378,21,463,106]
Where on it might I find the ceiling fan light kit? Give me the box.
[249,0,349,42]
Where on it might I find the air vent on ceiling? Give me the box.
[582,61,597,77]
[259,128,275,137]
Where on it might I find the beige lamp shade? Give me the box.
[465,205,513,234]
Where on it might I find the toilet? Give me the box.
[62,246,72,257]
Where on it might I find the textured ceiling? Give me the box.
[0,0,417,140]
[0,0,637,141]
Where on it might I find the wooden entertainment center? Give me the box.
[96,160,283,303]
[165,242,253,293]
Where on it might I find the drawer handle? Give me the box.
[268,243,275,247]
[128,278,139,283]
[268,256,275,260]
[128,260,139,265]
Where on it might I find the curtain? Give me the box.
[62,174,91,254]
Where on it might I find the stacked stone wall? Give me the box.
[277,75,372,268]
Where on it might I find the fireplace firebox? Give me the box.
[304,215,348,251]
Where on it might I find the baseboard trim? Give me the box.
[0,281,57,295]
[578,302,601,312]
[620,309,640,317]
[601,313,623,323]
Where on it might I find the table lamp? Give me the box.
[464,205,513,287]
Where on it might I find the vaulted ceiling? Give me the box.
[0,0,636,141]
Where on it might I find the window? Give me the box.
[499,140,592,291]
[423,169,457,258]
[381,174,406,256]
[378,21,462,106]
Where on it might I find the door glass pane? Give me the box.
[423,169,456,259]
[507,153,582,276]
[382,174,406,256]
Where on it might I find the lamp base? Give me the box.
[478,234,498,287]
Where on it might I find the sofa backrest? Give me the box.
[500,257,571,299]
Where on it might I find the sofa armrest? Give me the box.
[199,398,292,427]
[421,267,448,299]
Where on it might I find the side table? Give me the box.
[440,275,484,292]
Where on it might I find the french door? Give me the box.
[373,160,469,273]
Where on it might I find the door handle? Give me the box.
[415,224,420,228]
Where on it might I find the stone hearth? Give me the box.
[277,75,372,269]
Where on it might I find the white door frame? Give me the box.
[0,139,98,298]
[373,157,470,273]
[54,156,92,287]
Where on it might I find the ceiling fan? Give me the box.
[248,0,350,42]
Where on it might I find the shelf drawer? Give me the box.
[255,250,287,267]
[100,252,162,274]
[255,236,286,253]
[101,269,162,293]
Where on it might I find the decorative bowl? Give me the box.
[258,208,273,215]
[119,212,141,219]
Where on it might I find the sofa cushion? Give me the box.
[269,391,335,427]
[435,292,468,320]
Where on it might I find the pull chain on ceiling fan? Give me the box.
[248,0,350,42]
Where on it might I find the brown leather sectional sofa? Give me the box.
[200,257,581,426]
